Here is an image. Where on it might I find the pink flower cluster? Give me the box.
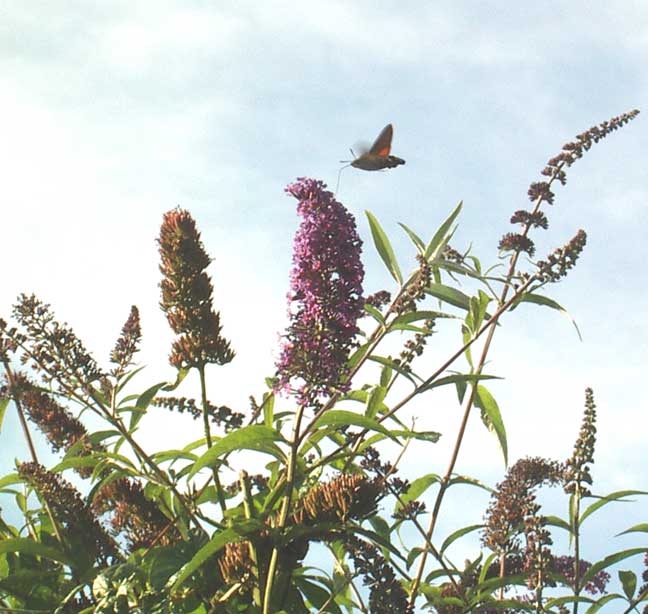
[276,178,364,402]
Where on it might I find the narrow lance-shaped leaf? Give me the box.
[581,548,647,586]
[0,537,74,566]
[440,524,484,557]
[398,473,440,507]
[419,373,502,393]
[188,425,286,479]
[398,222,425,253]
[365,385,387,418]
[426,283,472,311]
[365,210,403,284]
[311,410,399,442]
[516,292,582,341]
[424,201,463,260]
[170,528,241,590]
[475,385,508,466]
[580,490,648,525]
[616,522,648,537]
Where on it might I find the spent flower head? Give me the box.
[158,208,234,370]
[344,534,412,614]
[11,294,105,393]
[92,477,180,551]
[276,178,364,402]
[483,457,563,556]
[292,473,382,526]
[3,373,99,478]
[19,461,118,562]
[551,555,610,595]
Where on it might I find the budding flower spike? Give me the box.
[336,123,405,193]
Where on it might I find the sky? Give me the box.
[1,0,646,606]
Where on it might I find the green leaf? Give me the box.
[398,222,425,253]
[407,546,425,570]
[364,303,387,326]
[400,473,440,505]
[426,283,472,310]
[0,397,9,434]
[365,386,387,418]
[448,474,493,492]
[189,426,286,479]
[347,342,371,372]
[366,210,403,284]
[390,310,456,332]
[580,490,648,525]
[295,576,342,614]
[0,473,21,490]
[368,355,419,385]
[474,385,508,466]
[263,392,275,428]
[440,524,483,556]
[50,456,99,474]
[368,515,391,541]
[352,526,406,561]
[516,292,582,341]
[312,410,399,442]
[379,364,392,387]
[545,514,573,534]
[0,538,74,566]
[618,569,637,600]
[150,449,198,465]
[617,522,648,536]
[583,593,625,614]
[149,543,196,590]
[390,429,441,443]
[419,373,502,393]
[163,366,190,391]
[136,381,168,410]
[581,548,647,586]
[424,201,463,260]
[170,528,241,590]
[478,552,499,585]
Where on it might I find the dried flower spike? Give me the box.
[158,208,234,370]
[12,294,105,391]
[19,461,118,562]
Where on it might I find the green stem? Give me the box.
[198,365,227,516]
[262,402,306,614]
[240,470,263,608]
[573,488,582,614]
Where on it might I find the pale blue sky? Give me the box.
[1,1,646,605]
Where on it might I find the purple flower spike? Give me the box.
[277,178,365,402]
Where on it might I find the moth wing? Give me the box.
[352,140,371,157]
[368,124,393,157]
